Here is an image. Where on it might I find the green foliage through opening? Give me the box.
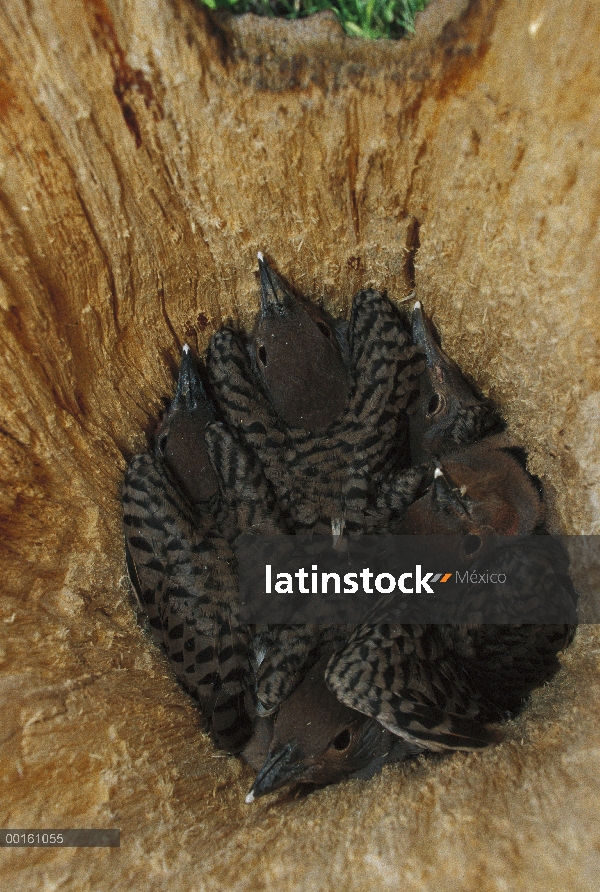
[197,0,431,41]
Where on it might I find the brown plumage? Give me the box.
[398,441,544,537]
[123,345,282,753]
[123,272,577,802]
[408,300,505,462]
[252,252,351,432]
[208,255,424,535]
[208,256,425,718]
[157,344,220,506]
[243,299,577,801]
[244,652,422,802]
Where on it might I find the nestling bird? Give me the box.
[123,345,280,752]
[123,345,219,636]
[408,300,505,462]
[395,301,577,711]
[208,256,425,717]
[244,651,422,802]
[208,254,425,535]
[251,252,351,432]
[378,300,544,532]
[244,626,498,801]
[396,441,545,537]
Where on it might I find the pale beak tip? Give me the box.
[331,517,344,548]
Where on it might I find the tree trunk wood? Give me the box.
[1,1,599,889]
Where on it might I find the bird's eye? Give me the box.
[463,534,481,555]
[317,321,332,340]
[427,392,445,416]
[331,729,351,751]
[258,345,267,366]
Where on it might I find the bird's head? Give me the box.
[245,655,390,802]
[400,442,545,548]
[249,254,350,432]
[409,302,504,461]
[154,344,219,505]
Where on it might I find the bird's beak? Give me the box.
[411,301,483,413]
[245,742,305,803]
[412,301,446,370]
[331,516,345,548]
[257,252,293,316]
[433,466,470,516]
[171,343,209,413]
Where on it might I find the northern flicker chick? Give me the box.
[123,345,261,753]
[409,301,505,462]
[244,652,421,802]
[245,626,498,801]
[251,252,351,432]
[156,344,220,506]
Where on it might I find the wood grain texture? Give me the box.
[0,0,599,889]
